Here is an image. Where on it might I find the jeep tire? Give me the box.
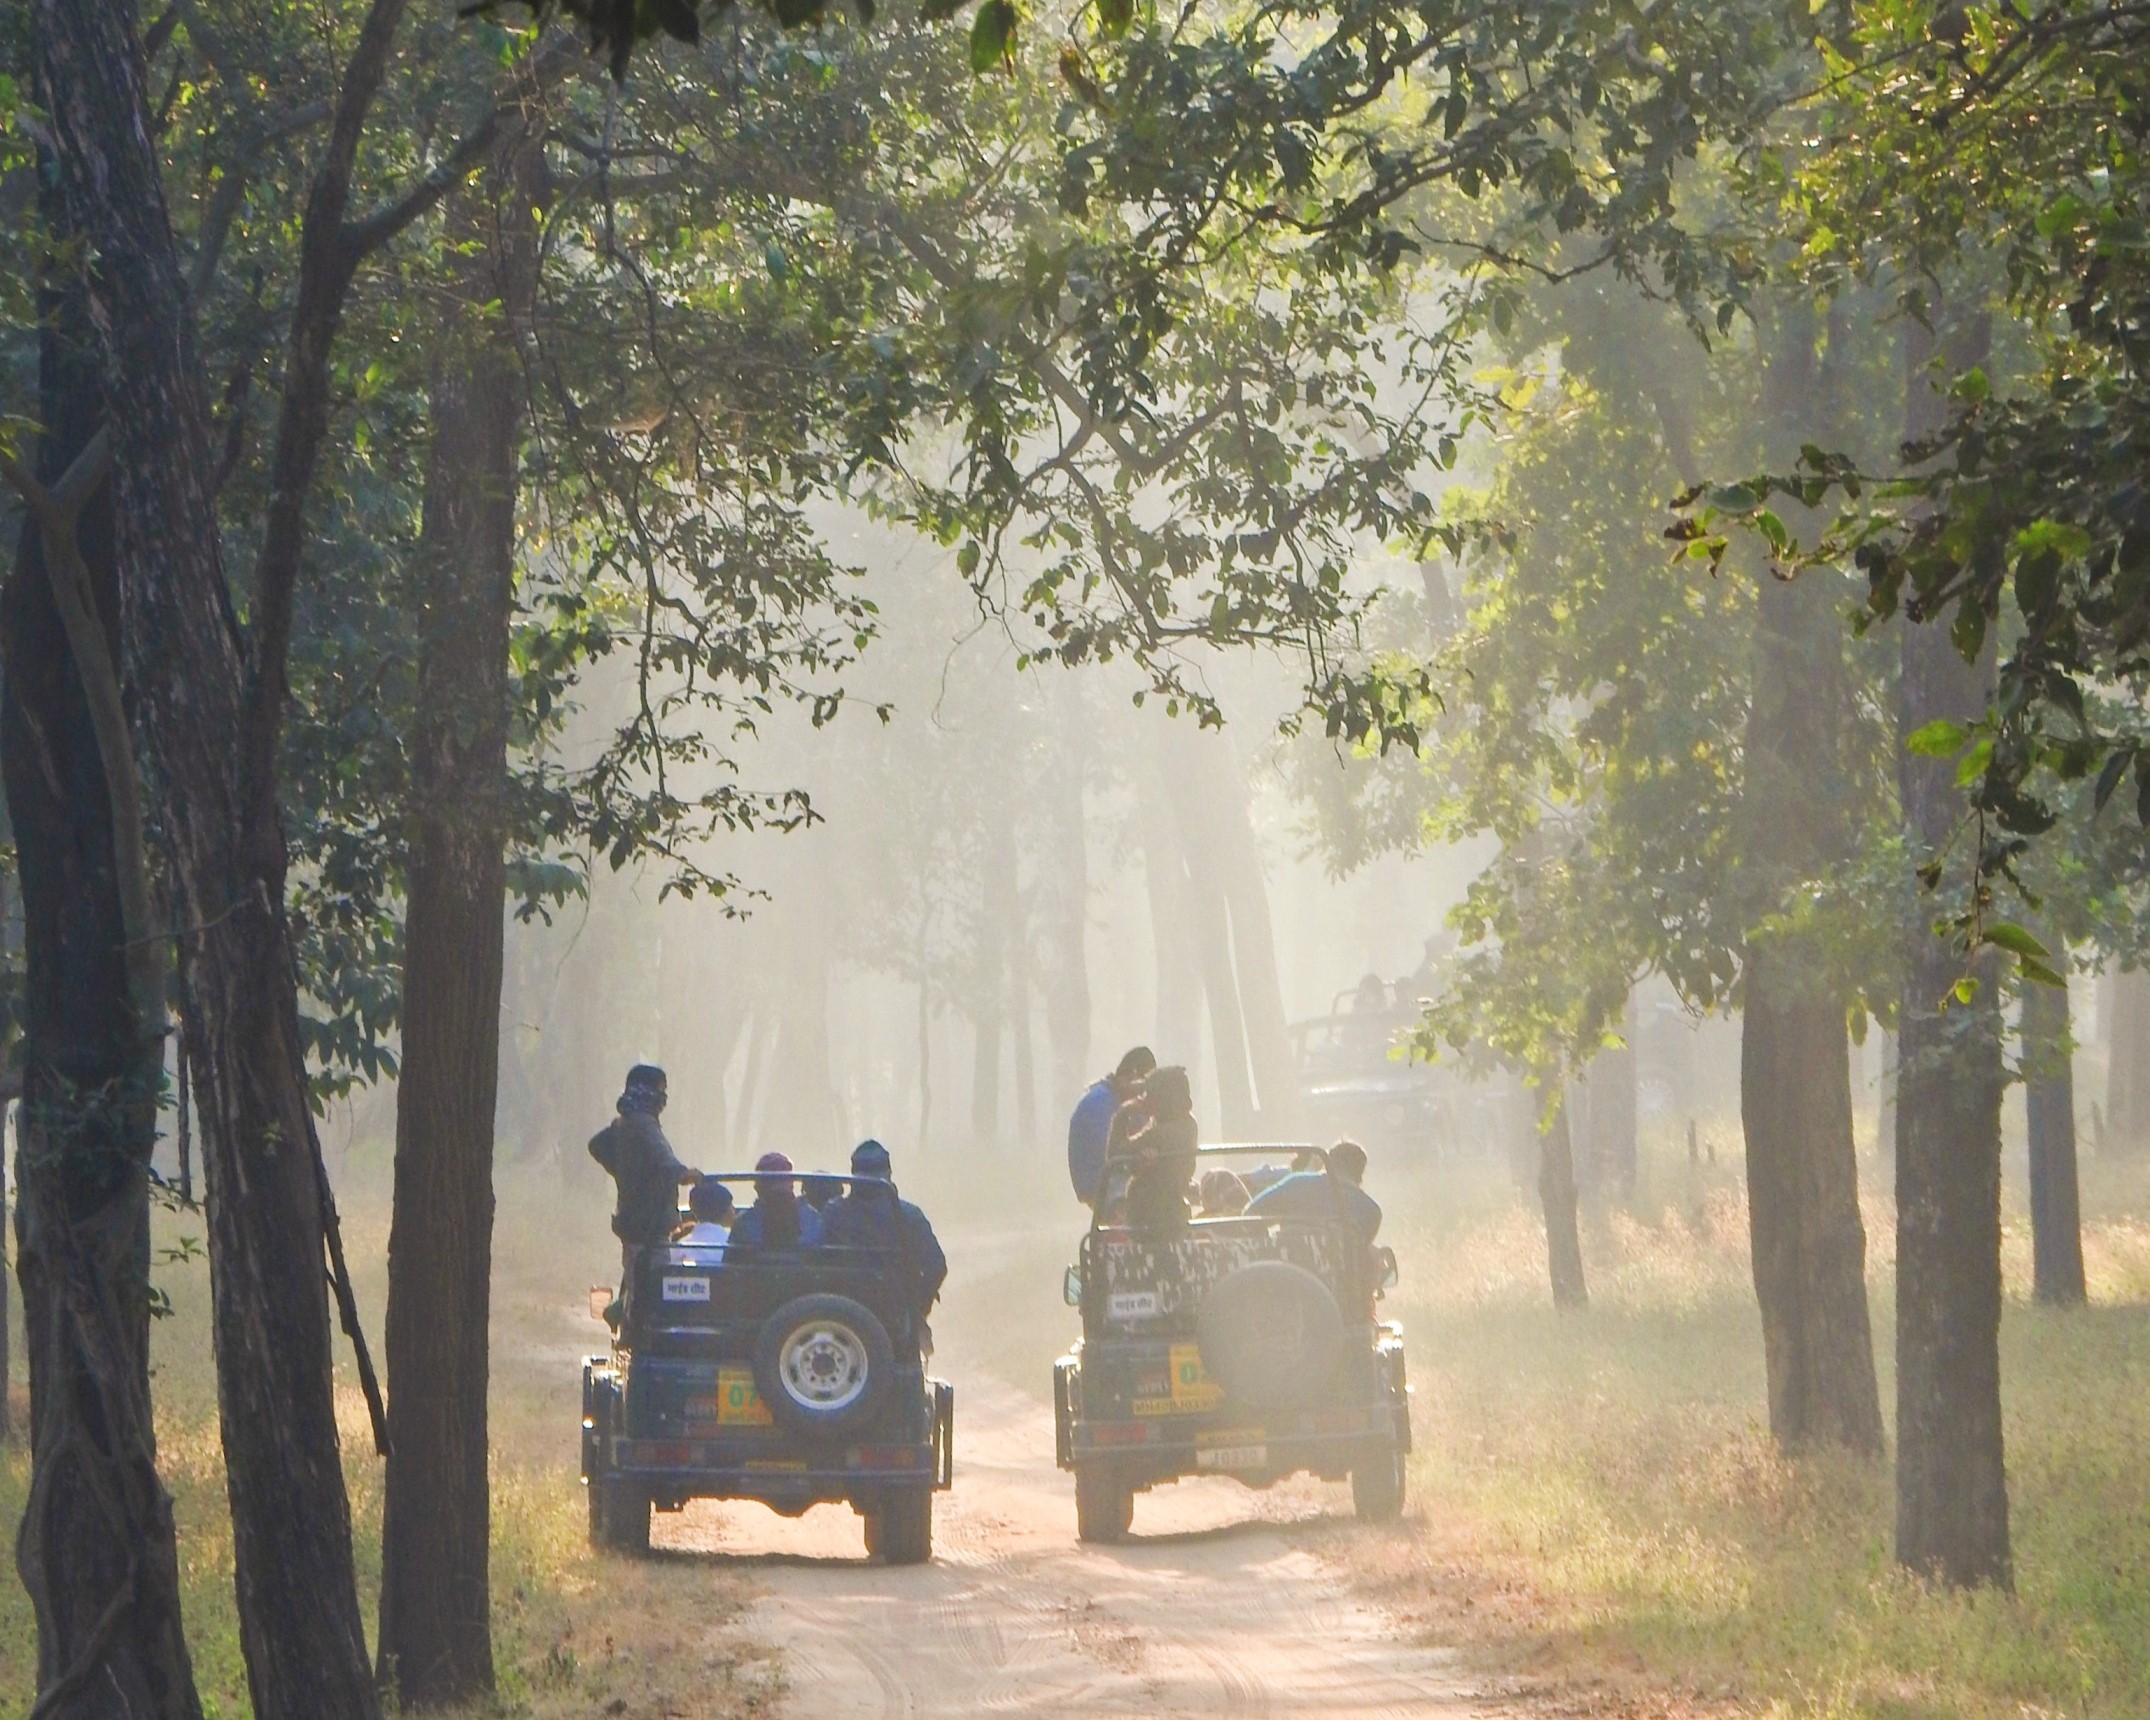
[754,1293,895,1437]
[1075,1465,1134,1544]
[1351,1445,1406,1523]
[867,1488,934,1565]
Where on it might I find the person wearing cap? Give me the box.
[1068,1045,1156,1209]
[1244,1138,1383,1243]
[588,1064,702,1280]
[825,1140,948,1332]
[727,1151,827,1250]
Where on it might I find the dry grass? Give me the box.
[0,1151,776,1720]
[1328,1131,2150,1720]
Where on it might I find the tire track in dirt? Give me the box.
[656,1361,1493,1718]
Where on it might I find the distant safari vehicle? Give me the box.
[581,1171,954,1563]
[1281,993,1453,1152]
[1052,1144,1409,1543]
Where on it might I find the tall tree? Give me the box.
[1737,302,1883,1456]
[1,240,202,1720]
[2021,966,2087,1306]
[1893,313,2012,1591]
[376,116,545,1704]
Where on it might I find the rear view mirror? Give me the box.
[1063,1265,1083,1307]
[589,1285,615,1323]
[1373,1248,1400,1292]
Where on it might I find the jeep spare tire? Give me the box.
[754,1293,894,1436]
[1195,1261,1345,1410]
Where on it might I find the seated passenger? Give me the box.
[671,1177,734,1265]
[826,1140,948,1327]
[1244,1138,1382,1242]
[802,1172,846,1215]
[728,1151,826,1249]
[1196,1167,1250,1218]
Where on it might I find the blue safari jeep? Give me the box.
[1053,1144,1408,1542]
[582,1172,954,1563]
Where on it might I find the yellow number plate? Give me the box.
[718,1367,774,1427]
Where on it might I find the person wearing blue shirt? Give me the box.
[1068,1045,1155,1207]
[1245,1139,1383,1243]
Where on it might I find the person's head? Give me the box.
[753,1150,796,1200]
[850,1139,894,1187]
[619,1063,668,1115]
[1197,1167,1250,1217]
[1327,1139,1368,1185]
[1111,1045,1157,1095]
[802,1173,845,1210]
[1144,1064,1192,1119]
[688,1177,736,1225]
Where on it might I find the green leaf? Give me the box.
[956,540,981,577]
[1981,921,2051,961]
[1095,0,1132,35]
[2093,748,2130,811]
[1951,976,1981,1006]
[1955,735,1993,787]
[969,0,1015,71]
[919,0,967,19]
[1905,718,1968,758]
[764,240,790,281]
[2017,957,2069,991]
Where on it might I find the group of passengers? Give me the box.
[1064,1045,1383,1243]
[590,1063,948,1332]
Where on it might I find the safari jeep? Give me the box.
[582,1173,954,1563]
[1052,1145,1409,1543]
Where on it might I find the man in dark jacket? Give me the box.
[826,1139,948,1331]
[588,1064,700,1322]
[589,1064,700,1264]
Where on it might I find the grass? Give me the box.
[1338,1130,2150,1720]
[0,1152,779,1720]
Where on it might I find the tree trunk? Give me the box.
[1161,743,1256,1135]
[1894,313,2011,1591]
[1539,1095,1587,1309]
[2021,975,2086,1307]
[30,1,384,1707]
[1735,295,1883,1457]
[2104,967,2150,1150]
[1,254,203,1720]
[1588,1001,1638,1198]
[1741,950,1884,1453]
[1205,745,1305,1136]
[377,148,539,1705]
[1041,703,1091,1111]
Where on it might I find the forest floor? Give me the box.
[1,1120,2145,1720]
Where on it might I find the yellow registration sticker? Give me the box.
[718,1367,774,1427]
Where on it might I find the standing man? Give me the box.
[589,1064,701,1313]
[1068,1045,1156,1208]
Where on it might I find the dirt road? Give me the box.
[655,1358,1491,1718]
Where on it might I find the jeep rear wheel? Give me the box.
[1074,1465,1133,1544]
[598,1477,651,1553]
[867,1489,934,1565]
[1351,1446,1406,1523]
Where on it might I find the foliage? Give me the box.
[1676,0,2150,968]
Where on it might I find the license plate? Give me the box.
[1196,1444,1268,1470]
[717,1367,773,1426]
[661,1275,711,1303]
[1108,1290,1161,1320]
